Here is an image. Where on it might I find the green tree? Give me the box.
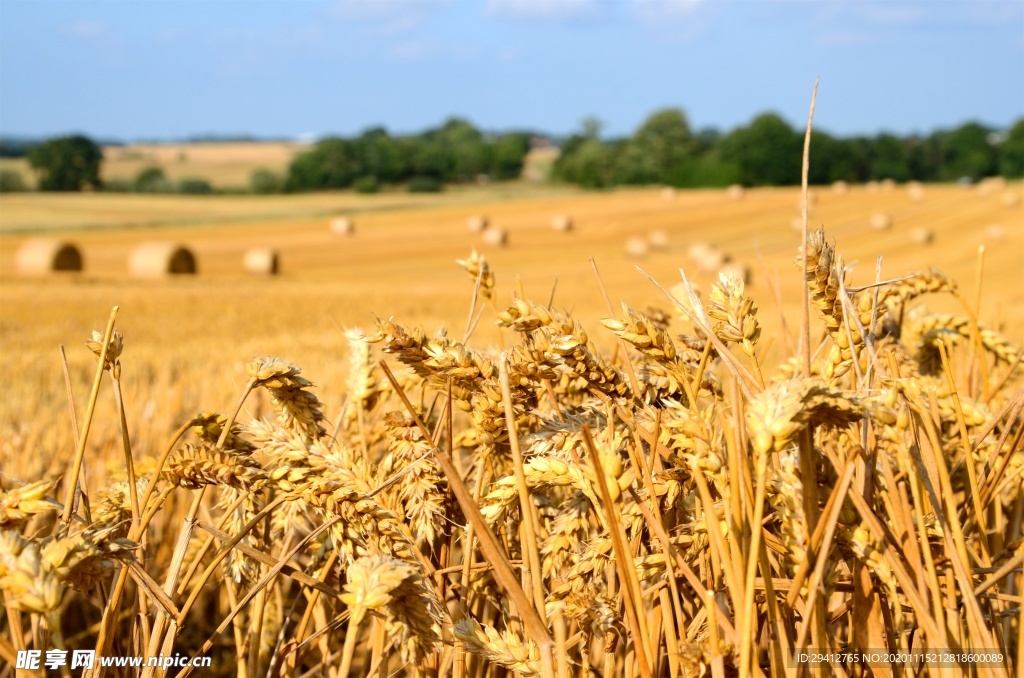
[134,166,170,193]
[250,168,284,194]
[0,169,27,192]
[28,135,103,191]
[1000,118,1024,178]
[717,113,801,186]
[621,107,695,185]
[556,138,615,188]
[490,133,530,180]
[941,122,997,180]
[870,134,912,181]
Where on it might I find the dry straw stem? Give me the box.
[579,425,653,678]
[498,355,547,617]
[377,360,556,677]
[800,78,819,378]
[60,306,119,532]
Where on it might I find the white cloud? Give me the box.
[65,20,107,38]
[630,0,705,18]
[485,0,601,20]
[331,0,452,33]
[388,39,436,60]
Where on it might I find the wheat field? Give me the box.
[0,181,1022,677]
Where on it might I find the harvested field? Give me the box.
[0,182,1021,676]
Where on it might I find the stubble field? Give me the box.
[0,179,1022,676]
[1,181,1022,473]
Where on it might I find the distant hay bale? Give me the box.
[866,180,880,193]
[551,215,573,232]
[985,224,1007,241]
[661,187,677,201]
[978,176,1007,195]
[243,248,278,275]
[881,178,896,191]
[727,184,745,200]
[129,242,196,277]
[831,180,849,195]
[687,241,730,273]
[907,181,925,202]
[720,261,751,284]
[648,230,670,251]
[1002,191,1021,207]
[481,227,508,247]
[909,227,934,245]
[16,239,83,274]
[625,237,649,259]
[870,213,893,231]
[330,217,355,235]
[467,215,490,233]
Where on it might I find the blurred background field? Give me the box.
[1,177,1021,483]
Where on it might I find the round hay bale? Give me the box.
[467,215,489,233]
[330,217,355,236]
[979,176,1007,194]
[870,213,893,231]
[907,181,925,202]
[243,248,279,275]
[831,180,849,195]
[909,227,934,245]
[661,187,677,201]
[1002,191,1021,207]
[985,224,1007,241]
[687,241,729,273]
[727,184,745,200]
[648,230,670,251]
[720,261,751,284]
[625,237,649,259]
[866,180,880,193]
[481,227,508,247]
[796,190,818,209]
[551,215,573,232]
[129,242,196,277]
[16,239,83,275]
[880,178,896,191]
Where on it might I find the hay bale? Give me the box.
[985,224,1007,241]
[243,248,278,275]
[866,180,880,193]
[831,180,849,195]
[551,215,573,232]
[648,230,670,251]
[330,217,355,235]
[796,190,818,209]
[727,184,745,200]
[467,215,489,233]
[129,242,196,277]
[870,213,893,231]
[978,176,1007,195]
[720,261,751,284]
[1002,191,1021,207]
[16,239,83,274]
[907,181,925,202]
[687,241,729,273]
[625,237,649,259]
[881,178,895,191]
[661,187,677,201]
[909,227,934,245]
[481,227,507,247]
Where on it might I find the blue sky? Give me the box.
[0,0,1022,141]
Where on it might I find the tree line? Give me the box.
[2,110,1021,193]
[0,119,532,193]
[554,109,1024,188]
